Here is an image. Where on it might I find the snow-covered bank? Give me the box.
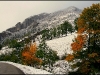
[46,33,77,58]
[0,47,14,55]
[0,61,52,74]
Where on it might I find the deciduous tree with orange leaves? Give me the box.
[71,34,87,52]
[65,54,74,61]
[22,42,42,67]
[67,3,100,75]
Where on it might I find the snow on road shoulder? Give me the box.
[0,61,52,74]
[0,48,14,55]
[46,33,77,58]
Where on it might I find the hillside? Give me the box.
[0,6,81,74]
[0,2,100,75]
[46,33,77,59]
[0,6,81,44]
[0,33,77,74]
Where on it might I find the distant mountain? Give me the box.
[0,6,82,44]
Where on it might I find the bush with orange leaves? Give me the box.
[22,42,42,66]
[65,54,74,61]
[71,34,86,52]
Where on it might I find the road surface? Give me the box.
[0,62,25,74]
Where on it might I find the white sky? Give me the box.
[0,1,100,33]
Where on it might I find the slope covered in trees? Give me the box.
[41,21,74,40]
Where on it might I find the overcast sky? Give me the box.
[0,1,100,32]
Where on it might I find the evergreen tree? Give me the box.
[61,24,65,36]
[42,29,50,40]
[61,21,73,36]
[67,22,73,34]
[63,21,68,35]
[36,39,59,71]
[0,44,2,50]
[46,28,50,40]
[52,28,57,38]
[57,25,61,37]
[74,18,78,31]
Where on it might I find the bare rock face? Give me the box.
[0,13,49,43]
[0,31,12,42]
[0,6,82,44]
[6,22,22,32]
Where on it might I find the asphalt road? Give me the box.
[0,62,25,74]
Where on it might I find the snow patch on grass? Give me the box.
[46,33,77,58]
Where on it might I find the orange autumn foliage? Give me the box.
[22,42,42,65]
[77,27,86,34]
[30,43,37,54]
[71,35,86,52]
[65,54,74,61]
[71,42,82,52]
[69,3,100,74]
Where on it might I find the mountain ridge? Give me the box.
[0,6,82,44]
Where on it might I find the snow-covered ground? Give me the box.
[46,33,77,58]
[0,46,14,55]
[0,61,52,74]
[0,33,77,74]
[52,60,70,74]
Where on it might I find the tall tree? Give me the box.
[67,3,100,75]
[36,39,59,72]
[74,18,78,31]
[0,44,2,50]
[57,25,61,37]
[61,21,73,36]
[52,27,57,38]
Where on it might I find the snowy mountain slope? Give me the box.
[46,33,77,58]
[0,6,81,44]
[0,61,52,74]
[0,6,81,74]
[38,6,81,30]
